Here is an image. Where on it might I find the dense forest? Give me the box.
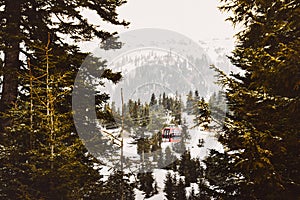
[0,0,299,199]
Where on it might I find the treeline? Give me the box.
[98,92,183,131]
[99,89,226,132]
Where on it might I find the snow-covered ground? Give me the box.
[99,112,223,199]
[183,112,223,159]
[144,113,223,199]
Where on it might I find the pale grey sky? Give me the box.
[79,0,237,52]
[116,0,236,41]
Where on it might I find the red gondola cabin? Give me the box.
[162,126,181,142]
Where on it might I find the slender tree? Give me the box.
[176,178,187,200]
[150,93,157,106]
[193,97,211,129]
[0,36,105,199]
[164,172,175,200]
[186,91,194,114]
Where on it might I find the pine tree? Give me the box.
[97,103,118,129]
[104,171,135,200]
[150,93,157,106]
[207,0,300,198]
[0,35,104,199]
[186,91,194,114]
[148,104,164,132]
[197,178,211,200]
[179,151,192,186]
[138,172,155,198]
[162,92,167,108]
[140,103,150,127]
[137,137,151,162]
[190,158,202,184]
[0,0,128,130]
[164,172,175,200]
[179,151,201,186]
[151,131,162,162]
[209,91,227,128]
[143,172,155,198]
[204,150,237,199]
[0,1,129,198]
[157,148,165,169]
[173,96,182,125]
[164,146,177,170]
[193,97,211,130]
[176,178,187,200]
[174,123,188,154]
[194,90,200,103]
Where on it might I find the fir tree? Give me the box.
[0,36,104,199]
[173,96,182,125]
[179,150,192,186]
[194,90,200,103]
[157,148,165,169]
[197,178,211,200]
[0,1,129,198]
[203,150,237,199]
[137,137,151,162]
[179,151,201,186]
[186,91,194,114]
[104,171,135,200]
[150,93,157,106]
[150,131,162,162]
[0,0,128,130]
[176,178,187,200]
[164,172,175,200]
[174,122,190,153]
[193,97,211,130]
[207,0,300,198]
[208,91,227,128]
[164,146,177,170]
[138,172,155,198]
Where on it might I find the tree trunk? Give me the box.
[0,0,21,130]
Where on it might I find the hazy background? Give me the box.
[78,0,238,52]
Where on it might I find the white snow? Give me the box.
[99,112,223,199]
